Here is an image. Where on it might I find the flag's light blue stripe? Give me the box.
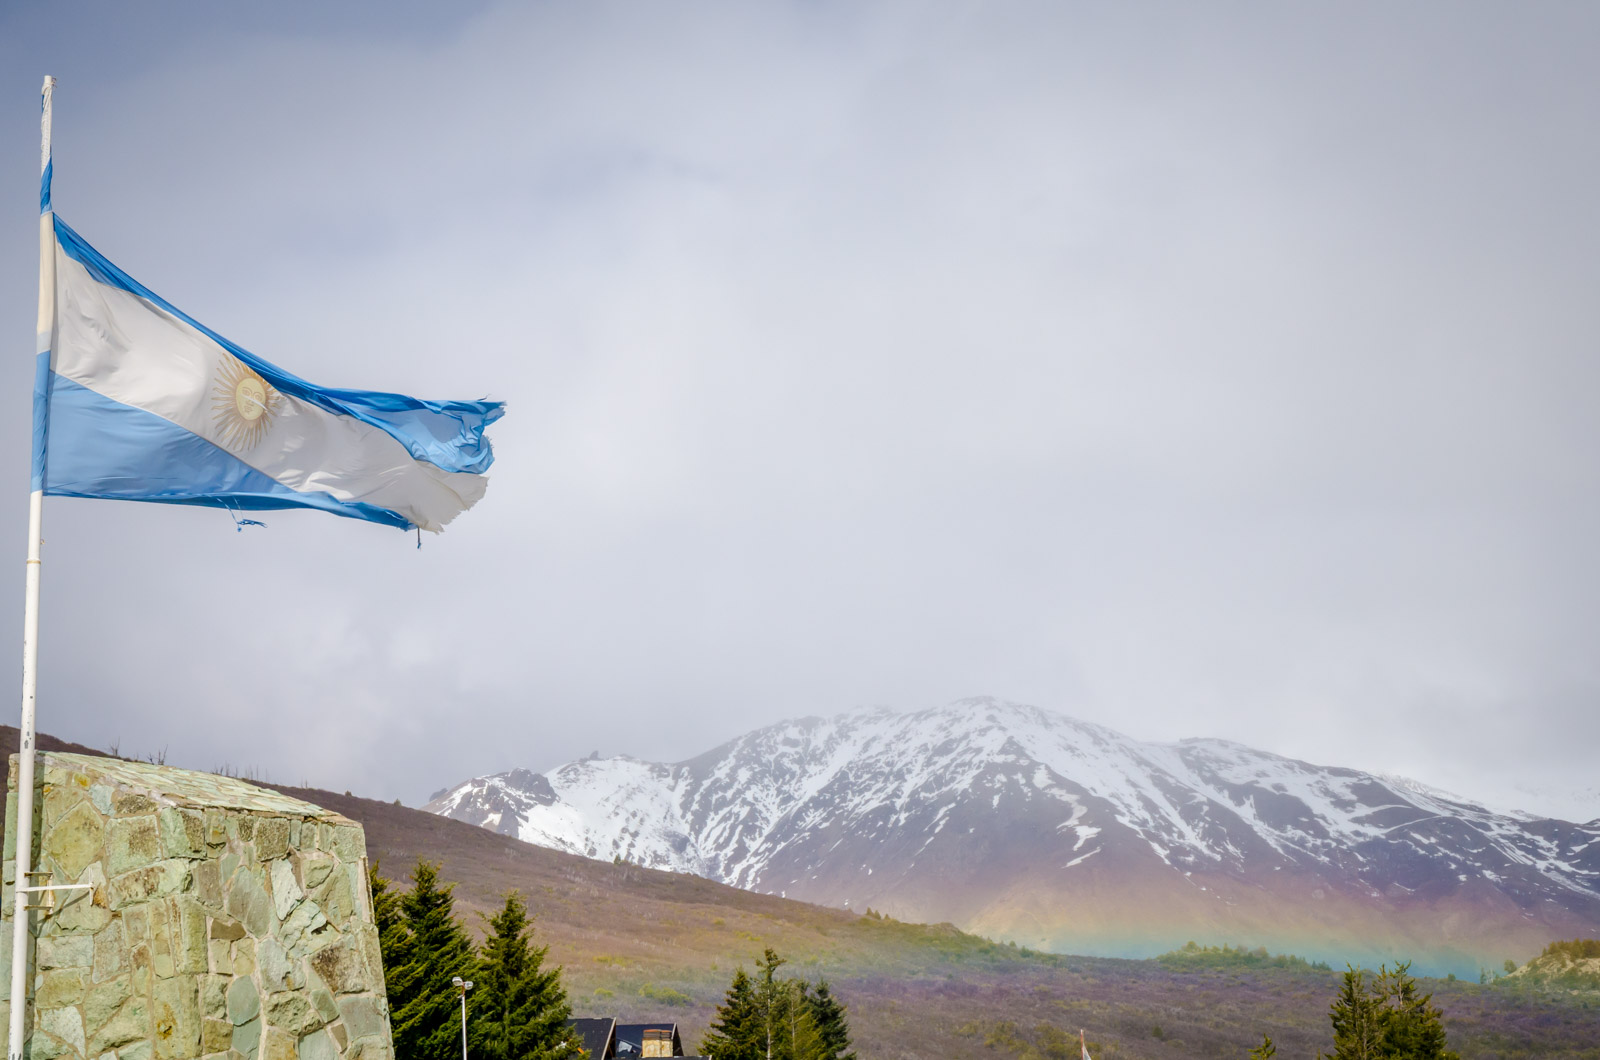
[40,158,51,215]
[40,371,411,529]
[52,217,504,475]
[31,352,50,492]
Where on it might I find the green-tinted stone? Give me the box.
[112,793,157,817]
[83,975,132,1035]
[198,975,227,1022]
[203,809,226,848]
[204,1019,234,1054]
[254,820,289,863]
[225,867,272,938]
[108,816,161,874]
[270,861,303,921]
[153,976,203,1060]
[232,939,256,979]
[88,995,150,1055]
[306,978,337,1026]
[334,997,385,1042]
[306,940,365,996]
[296,1028,336,1060]
[93,919,129,983]
[44,800,105,879]
[38,934,93,969]
[209,939,233,975]
[232,1018,261,1060]
[329,828,362,863]
[109,861,191,908]
[35,968,86,1008]
[123,1040,154,1060]
[173,897,209,975]
[263,993,319,1036]
[158,808,206,858]
[25,1030,69,1060]
[89,784,113,815]
[256,938,299,993]
[298,859,333,892]
[328,1023,346,1051]
[41,1005,86,1055]
[194,861,223,912]
[226,977,260,1026]
[282,901,332,959]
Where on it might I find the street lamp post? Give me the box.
[452,976,474,1060]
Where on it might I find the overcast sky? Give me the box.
[0,2,1595,817]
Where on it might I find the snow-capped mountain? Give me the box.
[426,698,1600,973]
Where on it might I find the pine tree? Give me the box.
[1323,964,1460,1060]
[702,967,762,1060]
[388,861,478,1060]
[755,949,792,1060]
[470,892,577,1060]
[805,981,854,1060]
[1249,1034,1276,1058]
[369,861,413,1000]
[1328,968,1383,1060]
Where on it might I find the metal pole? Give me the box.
[9,75,54,1060]
[459,989,467,1060]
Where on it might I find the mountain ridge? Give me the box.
[427,698,1600,974]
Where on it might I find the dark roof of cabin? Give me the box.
[565,1017,616,1059]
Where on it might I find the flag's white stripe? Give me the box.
[51,246,485,531]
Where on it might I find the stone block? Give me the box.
[41,1004,87,1054]
[209,919,245,943]
[45,801,105,879]
[225,867,272,938]
[88,995,150,1055]
[203,810,226,848]
[298,859,333,892]
[160,809,205,859]
[345,1037,391,1060]
[209,939,232,975]
[261,1028,295,1060]
[194,861,224,913]
[112,793,157,817]
[254,820,289,863]
[307,940,365,996]
[329,828,362,863]
[201,975,228,1020]
[263,992,319,1036]
[173,897,210,975]
[93,919,129,983]
[328,1023,346,1051]
[89,783,113,815]
[232,939,256,978]
[334,997,385,1043]
[281,901,332,959]
[108,817,161,874]
[84,977,131,1035]
[35,968,86,1008]
[26,1030,70,1060]
[123,1040,154,1060]
[226,977,260,1025]
[204,1020,234,1054]
[110,861,191,908]
[232,1018,260,1060]
[153,977,202,1060]
[38,934,94,969]
[296,1029,336,1060]
[270,861,303,921]
[306,977,337,1025]
[257,938,299,993]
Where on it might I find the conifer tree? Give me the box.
[1248,1034,1276,1058]
[1328,968,1383,1060]
[702,967,761,1060]
[755,948,793,1060]
[1323,964,1459,1060]
[805,981,854,1060]
[369,861,412,1000]
[470,891,577,1060]
[389,860,478,1060]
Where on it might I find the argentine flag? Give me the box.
[34,127,502,534]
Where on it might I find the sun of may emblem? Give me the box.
[211,357,281,450]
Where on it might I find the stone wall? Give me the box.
[2,753,394,1060]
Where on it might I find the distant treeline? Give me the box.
[1157,941,1333,972]
[1538,938,1600,961]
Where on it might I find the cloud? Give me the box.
[0,1,1594,813]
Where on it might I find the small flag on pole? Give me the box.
[35,147,503,533]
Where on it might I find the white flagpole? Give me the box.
[8,74,55,1060]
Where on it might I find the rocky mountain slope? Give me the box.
[425,698,1600,974]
